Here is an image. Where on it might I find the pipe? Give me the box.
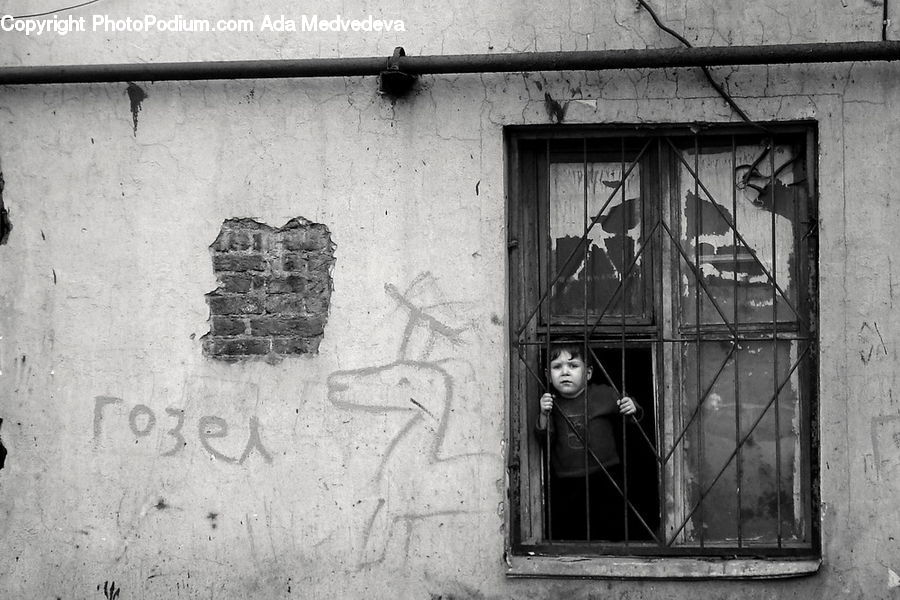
[1,40,900,85]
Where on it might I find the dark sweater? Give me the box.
[540,384,621,478]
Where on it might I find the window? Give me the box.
[506,124,819,567]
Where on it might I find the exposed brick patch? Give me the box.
[204,217,335,362]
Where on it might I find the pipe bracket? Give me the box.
[378,47,417,97]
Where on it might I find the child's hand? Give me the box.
[618,396,638,415]
[540,393,554,415]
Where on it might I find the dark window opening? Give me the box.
[538,345,660,543]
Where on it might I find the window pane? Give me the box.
[680,339,809,545]
[677,142,803,328]
[547,161,646,321]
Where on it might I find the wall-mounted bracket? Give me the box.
[378,47,417,97]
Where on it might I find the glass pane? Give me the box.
[680,339,808,545]
[677,141,803,327]
[547,160,646,321]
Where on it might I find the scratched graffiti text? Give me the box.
[93,396,272,464]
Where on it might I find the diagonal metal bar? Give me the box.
[587,347,663,464]
[583,219,662,338]
[523,340,660,543]
[550,214,734,467]
[659,220,739,339]
[514,139,654,341]
[551,406,662,544]
[665,342,811,546]
[517,343,548,392]
[663,137,806,326]
[661,342,737,465]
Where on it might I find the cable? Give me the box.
[10,0,103,19]
[634,0,754,124]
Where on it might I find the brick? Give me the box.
[211,227,265,252]
[272,337,320,354]
[229,232,253,251]
[250,316,325,337]
[281,230,310,251]
[205,338,271,356]
[210,316,247,336]
[303,294,331,315]
[282,253,309,272]
[306,274,332,296]
[307,252,334,270]
[218,274,253,293]
[267,275,308,294]
[264,294,305,315]
[208,295,263,315]
[212,253,265,272]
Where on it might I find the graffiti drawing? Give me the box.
[327,272,495,566]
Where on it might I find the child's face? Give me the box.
[548,350,592,398]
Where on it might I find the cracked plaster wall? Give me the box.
[0,1,899,598]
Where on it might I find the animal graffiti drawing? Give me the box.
[326,272,495,565]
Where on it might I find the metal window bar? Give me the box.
[620,135,630,545]
[515,130,812,552]
[517,338,661,542]
[548,403,663,543]
[544,139,553,543]
[693,134,705,547]
[538,203,776,477]
[665,343,812,545]
[771,136,783,548]
[732,136,744,547]
[664,137,807,328]
[582,138,592,542]
[514,140,654,342]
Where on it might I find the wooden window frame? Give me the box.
[505,123,821,578]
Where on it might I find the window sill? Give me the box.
[506,554,822,579]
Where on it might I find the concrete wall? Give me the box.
[0,1,899,598]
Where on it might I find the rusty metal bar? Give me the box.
[665,343,811,546]
[552,405,662,543]
[732,135,744,547]
[514,141,653,341]
[693,134,705,547]
[3,40,900,85]
[658,220,739,340]
[665,138,806,326]
[620,136,631,545]
[543,139,554,542]
[770,137,784,548]
[582,138,592,541]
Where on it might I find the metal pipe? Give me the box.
[2,40,900,85]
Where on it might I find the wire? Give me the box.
[634,0,755,124]
[10,0,103,19]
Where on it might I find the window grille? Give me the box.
[507,124,819,556]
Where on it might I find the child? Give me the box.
[536,343,640,541]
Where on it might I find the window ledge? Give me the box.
[506,554,822,579]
